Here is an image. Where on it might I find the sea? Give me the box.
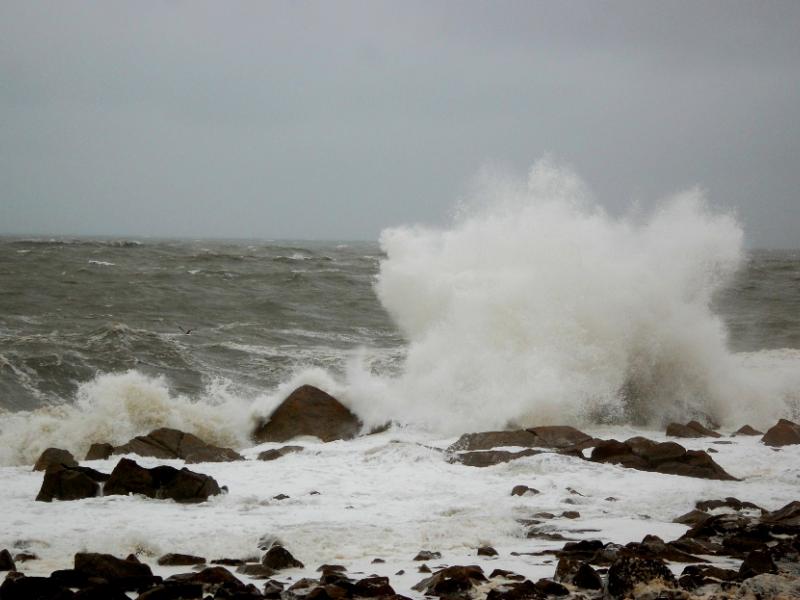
[1,164,799,591]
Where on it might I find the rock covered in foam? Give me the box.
[447,426,593,452]
[761,418,800,447]
[113,427,242,463]
[252,385,362,443]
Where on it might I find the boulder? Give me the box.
[511,485,539,496]
[85,443,114,461]
[166,566,246,595]
[666,421,721,438]
[113,428,242,463]
[0,549,15,571]
[450,449,542,467]
[257,445,304,461]
[353,576,395,597]
[761,419,800,447]
[156,553,206,566]
[447,430,540,452]
[104,458,221,503]
[33,448,78,471]
[606,556,677,599]
[739,549,778,579]
[413,550,441,561]
[477,546,498,557]
[486,579,542,600]
[0,574,72,600]
[261,545,303,570]
[136,582,204,599]
[253,385,362,443]
[73,552,157,591]
[589,437,736,480]
[554,558,602,589]
[412,565,487,596]
[35,464,109,502]
[527,426,594,449]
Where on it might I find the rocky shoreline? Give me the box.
[2,385,800,600]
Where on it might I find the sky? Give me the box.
[1,1,799,246]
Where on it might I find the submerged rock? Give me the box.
[448,426,593,453]
[113,427,242,463]
[252,385,362,443]
[257,445,304,461]
[450,449,542,467]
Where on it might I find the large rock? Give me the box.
[606,556,677,599]
[412,565,487,596]
[261,545,304,570]
[252,385,362,443]
[734,424,763,436]
[761,418,800,447]
[0,574,72,600]
[113,428,242,463]
[33,448,78,471]
[85,443,114,461]
[0,549,15,571]
[589,436,736,480]
[666,420,721,438]
[447,426,592,453]
[35,464,110,502]
[73,552,157,591]
[104,458,222,503]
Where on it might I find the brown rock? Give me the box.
[33,448,77,471]
[261,545,303,570]
[666,421,721,438]
[412,565,487,596]
[157,553,206,566]
[113,427,242,463]
[447,430,540,452]
[0,549,15,572]
[73,552,156,591]
[253,385,362,443]
[257,445,304,461]
[103,458,222,503]
[761,419,800,447]
[35,464,109,502]
[734,425,763,436]
[353,576,394,597]
[413,550,441,561]
[450,449,542,467]
[511,485,539,496]
[137,582,204,599]
[606,556,677,599]
[477,546,498,557]
[526,426,594,448]
[85,443,114,461]
[740,549,778,579]
[0,575,73,600]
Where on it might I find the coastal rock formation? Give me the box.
[104,458,222,503]
[73,552,157,591]
[0,550,15,572]
[85,442,114,460]
[252,385,362,443]
[761,418,800,447]
[412,565,487,596]
[447,426,593,452]
[666,420,721,438]
[734,424,763,436]
[606,555,677,599]
[32,448,78,471]
[589,436,736,480]
[113,427,243,463]
[35,464,110,502]
[261,545,304,570]
[449,449,542,467]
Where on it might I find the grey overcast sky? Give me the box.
[1,1,799,245]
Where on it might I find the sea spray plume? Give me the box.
[369,159,748,431]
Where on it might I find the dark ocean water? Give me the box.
[0,236,798,412]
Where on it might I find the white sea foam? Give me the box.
[340,159,800,432]
[88,260,115,266]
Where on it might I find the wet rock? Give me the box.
[316,564,346,573]
[103,458,222,503]
[623,534,706,563]
[353,576,394,597]
[666,421,721,438]
[166,566,244,591]
[73,552,157,591]
[554,558,602,590]
[477,546,498,557]
[136,582,204,599]
[272,493,290,501]
[485,579,543,600]
[526,426,594,449]
[739,549,778,579]
[417,564,431,573]
[33,448,78,471]
[511,485,539,496]
[762,500,800,526]
[413,550,441,561]
[761,418,800,447]
[533,579,569,596]
[0,550,15,572]
[13,552,37,563]
[113,427,242,463]
[263,579,285,599]
[252,385,362,443]
[556,540,606,563]
[0,574,72,600]
[561,511,580,519]
[678,564,739,590]
[695,497,763,513]
[35,464,109,502]
[85,443,114,461]
[73,583,130,599]
[489,570,526,581]
[261,545,303,570]
[450,449,542,467]
[447,430,543,452]
[412,565,487,596]
[156,553,206,566]
[738,573,800,600]
[734,425,763,436]
[606,556,677,599]
[371,558,385,564]
[257,445,304,461]
[237,563,276,579]
[672,510,711,526]
[589,437,736,480]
